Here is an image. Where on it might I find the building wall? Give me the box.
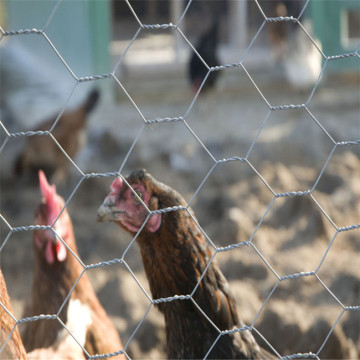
[3,0,112,100]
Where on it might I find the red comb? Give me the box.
[110,177,123,193]
[38,170,61,225]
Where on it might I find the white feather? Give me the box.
[54,298,92,350]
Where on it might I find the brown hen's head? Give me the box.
[34,170,71,264]
[97,169,184,234]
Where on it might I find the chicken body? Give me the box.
[189,21,220,94]
[97,169,275,359]
[22,171,124,359]
[0,269,28,360]
[0,270,89,360]
[27,298,91,360]
[267,0,322,91]
[15,89,99,183]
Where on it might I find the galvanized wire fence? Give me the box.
[1,0,359,359]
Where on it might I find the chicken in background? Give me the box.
[0,269,28,360]
[0,41,100,184]
[14,89,99,184]
[22,170,124,359]
[267,0,323,90]
[189,20,221,94]
[281,21,323,91]
[97,169,275,359]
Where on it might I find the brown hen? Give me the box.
[0,269,28,359]
[22,170,124,359]
[15,89,99,184]
[97,169,276,359]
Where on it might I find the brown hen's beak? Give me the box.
[97,203,115,223]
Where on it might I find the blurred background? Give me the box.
[1,0,359,359]
[2,0,360,103]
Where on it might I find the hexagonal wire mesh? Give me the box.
[0,0,359,359]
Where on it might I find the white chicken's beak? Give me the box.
[97,203,116,223]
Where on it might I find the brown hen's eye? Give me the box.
[133,191,143,203]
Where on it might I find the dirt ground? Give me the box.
[1,67,359,359]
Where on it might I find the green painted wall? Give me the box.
[310,0,360,71]
[3,0,112,98]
